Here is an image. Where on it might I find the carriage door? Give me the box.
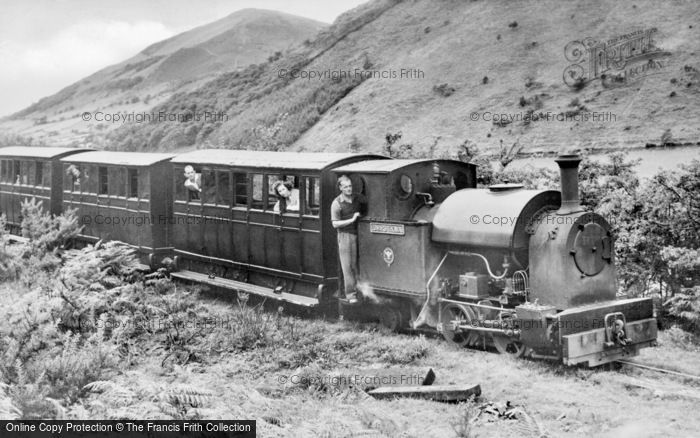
[200,169,233,261]
[173,164,204,255]
[269,174,302,277]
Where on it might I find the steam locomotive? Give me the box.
[0,146,657,367]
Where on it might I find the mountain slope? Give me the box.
[0,9,325,147]
[106,0,700,155]
[4,0,700,155]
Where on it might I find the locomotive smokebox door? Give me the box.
[567,216,612,276]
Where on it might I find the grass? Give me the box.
[2,261,699,436]
[0,226,698,436]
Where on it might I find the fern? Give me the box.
[153,385,213,419]
[511,407,549,438]
[20,198,81,256]
[0,379,22,420]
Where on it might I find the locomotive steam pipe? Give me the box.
[448,251,509,280]
[554,154,583,214]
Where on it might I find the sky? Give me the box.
[0,0,367,117]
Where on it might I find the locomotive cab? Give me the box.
[331,159,477,328]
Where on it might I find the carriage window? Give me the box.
[41,162,51,187]
[234,173,247,207]
[63,164,72,191]
[98,167,108,195]
[267,175,279,210]
[20,161,34,185]
[180,165,201,202]
[35,162,43,187]
[0,160,7,183]
[251,173,264,210]
[138,169,150,199]
[108,167,126,197]
[81,166,95,193]
[201,169,216,204]
[65,164,82,192]
[267,175,276,210]
[304,176,321,216]
[268,175,299,213]
[128,168,138,198]
[13,161,20,185]
[216,170,231,205]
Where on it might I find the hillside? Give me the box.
[2,0,699,155]
[0,9,325,148]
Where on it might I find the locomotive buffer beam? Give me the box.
[171,269,318,308]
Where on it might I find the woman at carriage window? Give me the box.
[272,180,299,213]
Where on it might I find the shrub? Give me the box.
[41,325,117,402]
[384,132,416,158]
[53,241,142,332]
[4,361,58,419]
[0,379,22,419]
[20,198,81,257]
[433,83,456,97]
[0,215,24,281]
[665,289,700,334]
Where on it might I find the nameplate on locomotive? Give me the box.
[370,223,405,235]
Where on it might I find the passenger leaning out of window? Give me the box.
[184,165,201,200]
[272,180,300,213]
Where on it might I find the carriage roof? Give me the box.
[60,151,174,167]
[0,146,90,159]
[171,149,386,171]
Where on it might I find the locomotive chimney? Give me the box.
[555,154,583,214]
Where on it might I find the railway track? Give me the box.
[615,359,700,381]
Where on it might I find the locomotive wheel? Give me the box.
[492,335,526,358]
[441,303,477,347]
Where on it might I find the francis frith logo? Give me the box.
[563,28,671,88]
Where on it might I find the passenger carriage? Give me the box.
[168,150,384,309]
[60,151,174,266]
[0,146,88,235]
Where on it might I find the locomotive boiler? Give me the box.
[338,154,657,367]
